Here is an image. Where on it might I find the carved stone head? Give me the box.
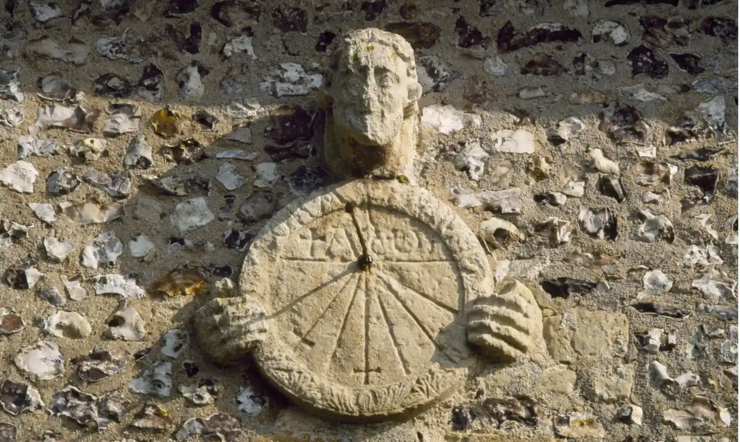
[320,28,422,180]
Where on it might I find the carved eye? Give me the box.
[379,73,393,87]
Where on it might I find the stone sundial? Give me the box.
[195,28,543,423]
[241,179,489,421]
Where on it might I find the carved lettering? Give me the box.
[240,180,490,422]
[326,227,355,259]
[393,228,418,253]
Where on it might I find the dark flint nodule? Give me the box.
[418,56,458,93]
[701,17,738,42]
[384,22,441,49]
[521,54,564,76]
[265,143,314,162]
[498,21,581,52]
[165,0,199,18]
[479,0,498,16]
[541,278,598,299]
[533,193,564,206]
[455,16,488,48]
[272,5,307,33]
[185,22,204,54]
[198,378,220,396]
[360,0,386,21]
[641,16,690,48]
[162,139,208,165]
[238,191,278,223]
[451,405,472,431]
[211,1,261,27]
[0,380,33,415]
[73,350,127,382]
[670,53,705,75]
[599,103,647,144]
[673,147,723,162]
[223,229,253,251]
[166,22,203,54]
[315,31,336,52]
[598,176,626,202]
[183,360,200,377]
[0,221,27,243]
[5,0,17,15]
[194,110,218,130]
[47,169,80,196]
[39,288,66,306]
[631,303,689,319]
[628,45,668,79]
[573,53,589,76]
[289,166,328,195]
[38,74,78,101]
[666,114,705,145]
[137,64,165,100]
[219,194,236,221]
[209,265,234,278]
[94,74,133,98]
[684,166,719,194]
[480,396,539,427]
[264,105,314,145]
[399,3,417,19]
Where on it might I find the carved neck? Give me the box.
[323,109,417,182]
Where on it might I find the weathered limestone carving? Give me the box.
[194,279,267,364]
[242,180,490,421]
[194,28,546,423]
[318,28,422,181]
[467,281,544,362]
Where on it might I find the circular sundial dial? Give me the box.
[241,180,491,421]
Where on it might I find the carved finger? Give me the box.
[498,280,539,309]
[468,320,533,362]
[193,295,268,365]
[468,305,531,335]
[473,291,533,319]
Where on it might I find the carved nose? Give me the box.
[360,84,374,101]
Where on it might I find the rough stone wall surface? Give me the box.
[0,0,736,441]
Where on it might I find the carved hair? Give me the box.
[322,28,419,108]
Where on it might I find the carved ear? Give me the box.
[407,81,422,103]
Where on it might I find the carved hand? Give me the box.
[467,280,543,362]
[194,279,268,365]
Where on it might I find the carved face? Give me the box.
[331,44,419,146]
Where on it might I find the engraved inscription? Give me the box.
[282,211,449,265]
[271,202,466,388]
[368,228,444,259]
